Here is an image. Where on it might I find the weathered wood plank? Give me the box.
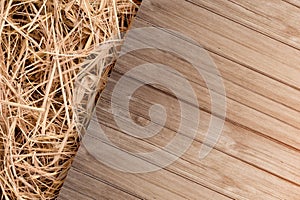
[71,147,231,200]
[88,69,300,199]
[132,2,300,149]
[72,38,300,198]
[116,43,300,148]
[58,169,140,200]
[115,26,300,152]
[282,0,300,9]
[102,52,300,185]
[189,0,300,49]
[58,186,94,200]
[137,0,300,90]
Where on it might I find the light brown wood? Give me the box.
[59,0,300,199]
[58,169,139,200]
[190,0,300,49]
[62,147,231,200]
[138,0,300,90]
[107,52,300,185]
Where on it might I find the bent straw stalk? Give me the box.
[0,0,139,199]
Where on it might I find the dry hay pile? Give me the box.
[0,0,139,199]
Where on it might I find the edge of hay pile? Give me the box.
[0,0,140,199]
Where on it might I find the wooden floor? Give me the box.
[59,0,300,199]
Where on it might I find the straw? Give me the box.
[0,0,140,199]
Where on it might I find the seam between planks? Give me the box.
[61,185,96,200]
[101,89,300,189]
[282,0,300,9]
[124,50,300,130]
[80,130,236,199]
[101,69,300,186]
[185,0,300,52]
[136,9,300,93]
[98,114,300,189]
[71,167,145,200]
[114,50,300,153]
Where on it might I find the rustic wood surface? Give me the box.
[58,0,300,199]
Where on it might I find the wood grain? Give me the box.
[59,0,300,199]
[138,0,300,89]
[58,169,139,200]
[107,51,300,185]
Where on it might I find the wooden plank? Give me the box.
[58,187,94,200]
[58,169,139,200]
[88,64,300,199]
[137,0,300,90]
[132,1,300,150]
[115,23,300,152]
[104,51,300,185]
[68,22,299,199]
[282,0,300,10]
[116,42,300,148]
[70,147,231,200]
[188,0,300,49]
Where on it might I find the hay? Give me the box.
[0,0,140,199]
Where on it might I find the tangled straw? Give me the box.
[0,0,139,199]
